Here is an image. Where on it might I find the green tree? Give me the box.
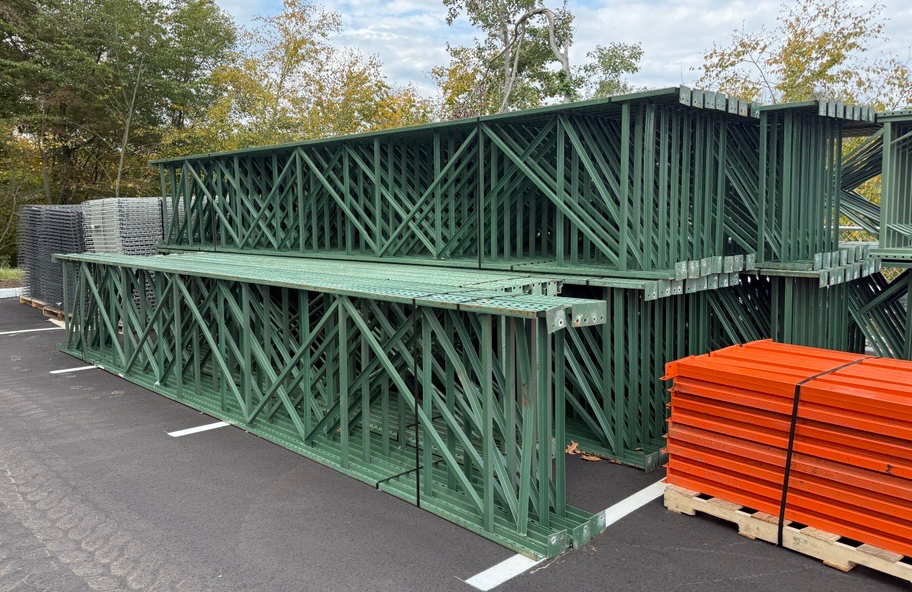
[436,1,644,117]
[0,131,43,264]
[431,46,496,119]
[439,0,575,116]
[698,0,911,108]
[163,0,433,154]
[0,0,236,202]
[0,0,106,202]
[577,42,643,99]
[94,0,237,196]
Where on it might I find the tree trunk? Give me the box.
[116,53,145,198]
[115,111,132,198]
[38,119,52,204]
[40,148,52,204]
[500,7,573,107]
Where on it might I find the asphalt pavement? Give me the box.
[0,299,904,591]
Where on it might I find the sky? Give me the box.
[214,0,912,99]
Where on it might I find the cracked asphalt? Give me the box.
[0,299,906,591]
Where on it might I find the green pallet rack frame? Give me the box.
[873,109,912,263]
[56,252,609,559]
[753,100,879,270]
[848,268,911,359]
[558,273,770,470]
[151,86,759,280]
[840,129,884,236]
[37,81,912,565]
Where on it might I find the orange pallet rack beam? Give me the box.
[664,340,912,558]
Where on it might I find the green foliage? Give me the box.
[436,1,644,117]
[577,42,644,99]
[698,0,911,108]
[438,0,576,116]
[162,0,433,154]
[0,0,236,202]
[698,0,910,245]
[431,45,497,119]
[0,267,22,282]
[0,131,43,263]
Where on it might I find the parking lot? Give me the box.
[0,298,905,591]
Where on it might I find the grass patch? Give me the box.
[0,267,22,282]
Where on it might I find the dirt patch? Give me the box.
[0,280,22,289]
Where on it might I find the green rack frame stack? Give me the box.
[56,251,609,558]
[874,109,912,262]
[558,273,771,470]
[754,101,879,268]
[741,100,889,353]
[814,107,912,360]
[840,128,884,236]
[152,86,761,279]
[866,108,912,359]
[150,85,772,470]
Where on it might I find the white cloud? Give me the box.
[572,0,912,92]
[571,0,780,89]
[322,0,474,96]
[215,0,912,99]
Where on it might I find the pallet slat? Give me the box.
[665,485,912,583]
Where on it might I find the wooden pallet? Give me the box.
[19,294,45,308]
[19,295,65,320]
[664,485,912,584]
[41,306,65,321]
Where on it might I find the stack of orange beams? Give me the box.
[663,339,912,557]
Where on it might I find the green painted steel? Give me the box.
[153,86,760,280]
[565,266,907,470]
[752,101,879,269]
[145,94,899,474]
[847,269,911,360]
[768,276,864,352]
[840,129,884,236]
[559,274,770,469]
[46,80,912,567]
[55,252,608,558]
[873,109,912,262]
[758,258,907,356]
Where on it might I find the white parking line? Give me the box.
[49,365,97,375]
[463,479,665,590]
[167,422,230,438]
[464,555,544,591]
[0,326,64,336]
[602,479,666,528]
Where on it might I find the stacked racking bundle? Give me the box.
[840,128,884,236]
[558,274,771,469]
[18,206,44,299]
[152,86,774,468]
[18,204,85,308]
[848,269,911,359]
[149,88,906,468]
[18,198,165,312]
[842,109,912,360]
[82,197,164,256]
[153,86,761,279]
[742,101,886,354]
[873,109,912,263]
[663,340,912,577]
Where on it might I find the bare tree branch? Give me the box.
[490,6,572,111]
